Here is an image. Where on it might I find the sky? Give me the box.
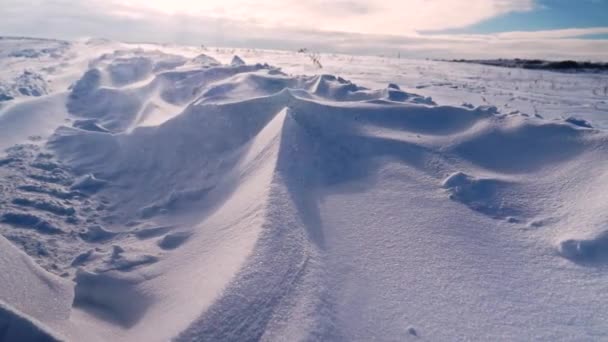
[0,0,607,60]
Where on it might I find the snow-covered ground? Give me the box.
[1,37,607,341]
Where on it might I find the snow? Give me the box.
[0,235,72,341]
[1,36,608,341]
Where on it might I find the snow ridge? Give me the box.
[1,40,607,341]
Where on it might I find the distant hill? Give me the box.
[448,58,608,73]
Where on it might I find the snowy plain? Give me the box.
[0,36,608,341]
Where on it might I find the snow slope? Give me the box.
[1,37,608,341]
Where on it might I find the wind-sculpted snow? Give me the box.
[0,303,61,342]
[1,40,608,341]
[0,38,71,103]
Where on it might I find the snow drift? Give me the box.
[1,38,608,341]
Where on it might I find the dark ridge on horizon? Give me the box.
[445,58,608,73]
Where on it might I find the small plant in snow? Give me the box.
[308,52,323,69]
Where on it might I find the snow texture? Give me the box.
[0,36,608,341]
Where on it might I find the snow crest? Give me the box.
[1,41,608,341]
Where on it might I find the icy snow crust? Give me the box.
[1,37,608,341]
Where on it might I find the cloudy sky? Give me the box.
[1,0,607,60]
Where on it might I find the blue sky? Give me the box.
[0,0,606,60]
[432,0,608,35]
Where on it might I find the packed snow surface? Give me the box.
[1,37,608,341]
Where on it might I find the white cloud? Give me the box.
[495,27,608,39]
[0,0,606,61]
[107,0,536,34]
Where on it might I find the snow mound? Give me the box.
[559,231,608,264]
[565,116,593,129]
[157,231,191,250]
[1,42,608,341]
[190,53,221,66]
[107,57,154,86]
[0,70,49,101]
[450,117,589,173]
[70,173,107,193]
[231,55,246,66]
[442,172,518,219]
[0,38,72,102]
[73,269,153,327]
